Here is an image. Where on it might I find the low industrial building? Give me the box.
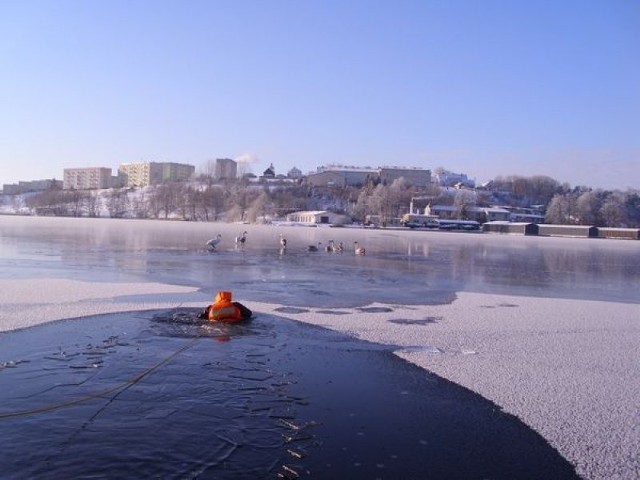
[424,205,511,222]
[596,228,640,240]
[285,210,349,226]
[483,221,539,236]
[537,224,598,238]
[305,169,374,188]
[305,165,431,188]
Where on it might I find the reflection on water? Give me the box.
[1,216,639,306]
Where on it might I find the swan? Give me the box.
[206,234,222,250]
[307,242,322,252]
[354,241,366,255]
[325,240,335,252]
[279,233,287,249]
[235,231,248,245]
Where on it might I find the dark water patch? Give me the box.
[356,306,394,313]
[315,309,351,315]
[397,345,443,354]
[306,289,331,296]
[388,316,441,326]
[481,303,520,310]
[0,310,579,479]
[156,308,206,325]
[274,306,311,314]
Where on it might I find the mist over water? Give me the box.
[1,216,638,307]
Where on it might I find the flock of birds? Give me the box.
[205,231,246,250]
[206,232,365,255]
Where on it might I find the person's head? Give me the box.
[215,291,233,303]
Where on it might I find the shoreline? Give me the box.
[1,277,638,478]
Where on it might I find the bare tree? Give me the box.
[106,189,129,218]
[86,191,100,217]
[149,183,182,219]
[205,186,225,221]
[26,190,72,216]
[624,192,640,227]
[246,191,269,223]
[268,184,311,218]
[360,178,414,226]
[225,185,254,222]
[600,194,625,227]
[453,189,476,220]
[352,187,374,223]
[492,174,561,207]
[545,194,577,224]
[575,191,603,225]
[67,190,89,217]
[530,175,561,206]
[200,159,217,187]
[131,191,149,219]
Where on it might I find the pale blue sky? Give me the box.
[1,0,638,190]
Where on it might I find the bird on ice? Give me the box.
[307,242,322,252]
[235,231,248,246]
[354,241,366,255]
[206,234,222,250]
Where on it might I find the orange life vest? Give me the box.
[208,291,243,323]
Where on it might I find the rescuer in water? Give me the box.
[198,291,252,323]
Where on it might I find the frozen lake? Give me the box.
[2,216,639,307]
[1,216,639,479]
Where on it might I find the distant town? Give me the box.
[1,159,639,238]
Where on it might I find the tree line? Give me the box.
[13,173,640,228]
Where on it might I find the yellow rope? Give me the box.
[0,335,201,420]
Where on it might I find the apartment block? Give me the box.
[215,158,237,180]
[2,179,62,195]
[162,162,195,182]
[63,168,112,190]
[118,162,195,187]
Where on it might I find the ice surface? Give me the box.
[1,216,639,479]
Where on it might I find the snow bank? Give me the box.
[0,279,207,331]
